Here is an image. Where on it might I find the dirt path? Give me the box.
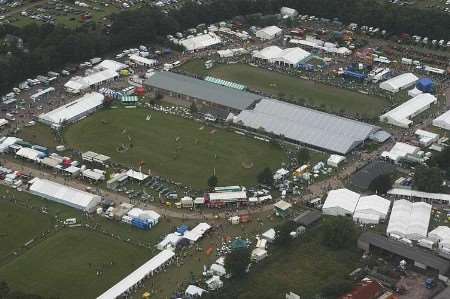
[2,158,277,220]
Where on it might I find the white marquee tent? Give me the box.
[381,142,419,163]
[97,250,174,299]
[386,199,431,240]
[428,226,450,250]
[29,178,101,213]
[353,195,390,224]
[322,188,360,216]
[64,69,118,93]
[433,110,450,131]
[379,93,437,128]
[178,33,222,51]
[379,73,418,93]
[38,92,104,127]
[255,26,282,40]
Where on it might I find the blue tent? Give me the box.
[343,70,367,81]
[416,78,433,93]
[176,224,189,235]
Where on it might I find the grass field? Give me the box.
[0,197,52,259]
[0,229,151,299]
[179,60,389,117]
[17,123,60,149]
[64,108,286,188]
[0,185,193,298]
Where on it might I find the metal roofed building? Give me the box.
[232,99,382,154]
[379,93,437,128]
[97,250,175,299]
[358,232,450,275]
[38,92,104,128]
[29,178,101,213]
[350,161,396,190]
[292,210,321,227]
[433,110,450,131]
[379,73,419,93]
[145,71,262,112]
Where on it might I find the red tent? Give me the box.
[135,86,145,96]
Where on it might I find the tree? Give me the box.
[225,247,251,278]
[257,167,273,186]
[321,216,357,250]
[189,102,198,114]
[297,148,310,165]
[414,166,443,193]
[368,174,393,195]
[275,221,296,246]
[321,279,353,298]
[207,175,218,189]
[429,147,450,178]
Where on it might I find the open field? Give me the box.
[0,193,52,259]
[17,122,60,148]
[179,60,389,117]
[0,185,195,298]
[0,229,151,299]
[64,108,286,188]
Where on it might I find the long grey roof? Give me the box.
[144,71,261,110]
[234,99,379,154]
[359,232,450,274]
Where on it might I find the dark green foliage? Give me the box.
[297,148,310,165]
[368,174,393,195]
[414,166,443,193]
[208,175,218,189]
[321,216,357,249]
[224,247,251,278]
[257,167,273,186]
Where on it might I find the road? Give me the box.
[1,158,279,220]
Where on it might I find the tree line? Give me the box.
[1,0,449,94]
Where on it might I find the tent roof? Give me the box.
[323,188,360,213]
[178,33,222,51]
[355,195,390,216]
[380,93,437,127]
[39,92,104,125]
[433,110,450,131]
[185,285,207,296]
[386,199,431,240]
[234,99,379,154]
[387,188,450,203]
[97,250,174,299]
[379,73,418,92]
[95,60,128,72]
[256,26,282,37]
[29,178,100,211]
[145,71,261,111]
[274,200,292,211]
